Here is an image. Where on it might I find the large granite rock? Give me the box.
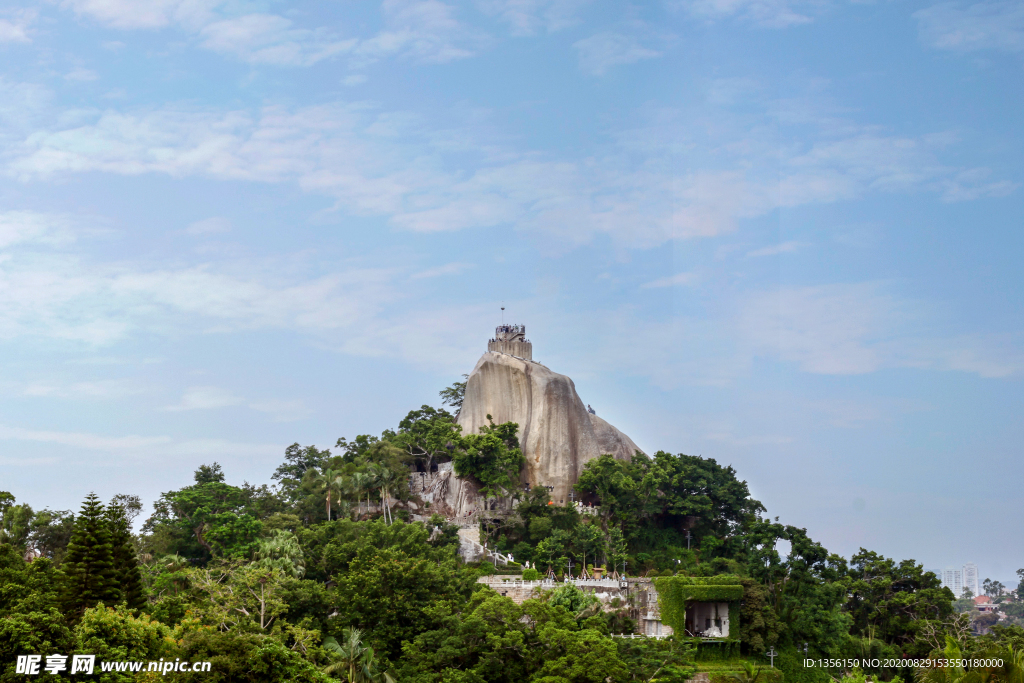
[453,351,643,512]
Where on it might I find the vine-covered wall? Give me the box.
[653,575,745,636]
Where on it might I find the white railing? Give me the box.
[611,634,671,640]
[478,577,626,589]
[478,579,557,588]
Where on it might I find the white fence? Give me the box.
[480,577,626,589]
[611,634,671,640]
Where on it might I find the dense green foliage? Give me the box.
[61,493,121,617]
[1,377,1020,682]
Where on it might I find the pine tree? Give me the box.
[62,493,120,617]
[106,503,146,610]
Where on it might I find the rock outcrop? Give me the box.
[454,345,643,512]
[412,325,644,519]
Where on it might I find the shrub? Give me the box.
[522,568,540,581]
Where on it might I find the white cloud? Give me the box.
[0,80,51,133]
[704,430,794,446]
[572,32,661,75]
[23,378,144,399]
[0,424,170,450]
[0,215,407,348]
[64,67,99,82]
[410,262,474,279]
[59,0,478,68]
[566,281,1024,392]
[914,1,1024,53]
[249,399,312,422]
[199,14,356,66]
[478,0,590,35]
[740,282,913,375]
[640,272,699,288]
[2,80,1013,250]
[0,12,33,43]
[60,0,217,30]
[675,0,816,27]
[738,283,1024,377]
[0,424,279,460]
[343,74,368,86]
[353,0,486,65]
[0,211,76,249]
[185,217,231,235]
[165,386,242,411]
[746,240,804,257]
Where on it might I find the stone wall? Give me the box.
[487,339,533,360]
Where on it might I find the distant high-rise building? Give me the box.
[942,568,964,596]
[962,562,980,597]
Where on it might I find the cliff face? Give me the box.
[454,351,642,512]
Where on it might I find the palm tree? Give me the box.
[350,472,371,519]
[729,661,763,683]
[332,473,351,519]
[322,627,395,683]
[252,530,305,579]
[364,465,383,519]
[313,467,341,521]
[375,467,397,525]
[916,638,987,683]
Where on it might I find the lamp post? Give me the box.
[567,558,574,581]
[766,647,778,669]
[685,530,692,550]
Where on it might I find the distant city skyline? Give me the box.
[936,562,1009,597]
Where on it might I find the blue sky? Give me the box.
[1,0,1021,583]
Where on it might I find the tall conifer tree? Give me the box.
[106,503,146,610]
[62,493,119,617]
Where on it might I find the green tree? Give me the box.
[62,493,120,618]
[350,472,373,518]
[439,375,468,411]
[548,584,599,617]
[312,467,343,522]
[615,637,695,683]
[453,416,525,504]
[847,549,954,656]
[28,508,76,562]
[575,452,764,564]
[195,462,226,484]
[392,405,464,473]
[143,465,263,562]
[0,493,33,551]
[253,530,306,579]
[274,444,333,504]
[188,564,288,632]
[75,603,169,683]
[0,608,74,683]
[326,520,477,660]
[323,627,396,683]
[532,624,628,683]
[105,502,146,610]
[165,628,329,683]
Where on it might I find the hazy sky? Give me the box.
[0,0,1021,583]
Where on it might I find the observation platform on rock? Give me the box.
[488,323,532,360]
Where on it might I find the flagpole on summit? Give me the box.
[501,305,504,324]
